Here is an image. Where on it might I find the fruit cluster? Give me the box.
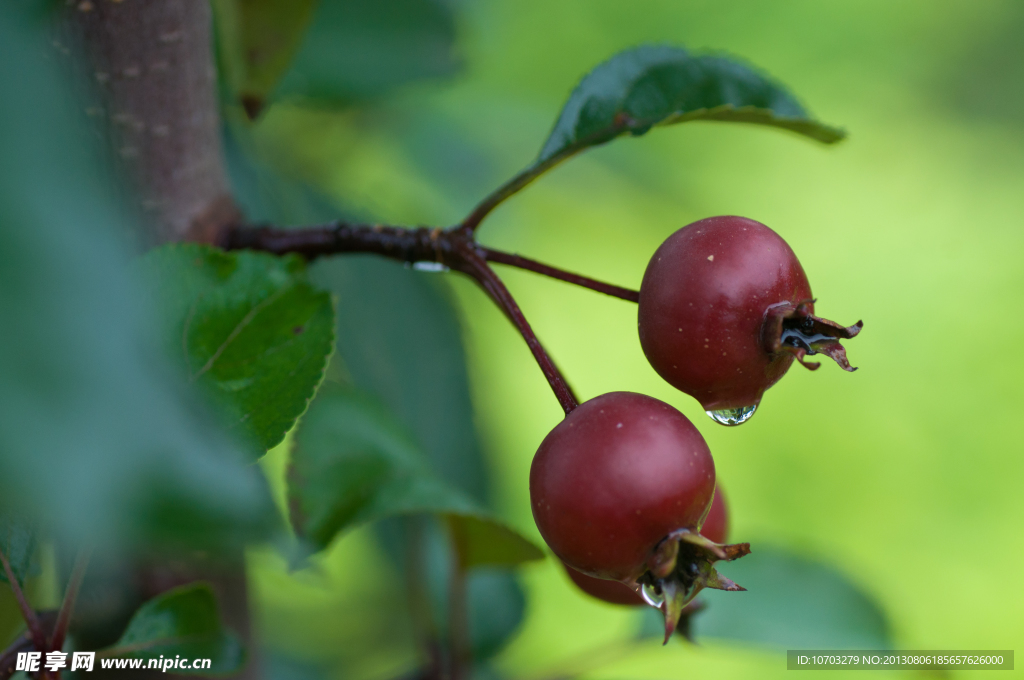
[529,216,861,641]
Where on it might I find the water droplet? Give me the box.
[640,582,664,608]
[412,261,449,272]
[706,404,757,426]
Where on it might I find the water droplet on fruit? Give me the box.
[640,582,664,608]
[706,404,757,426]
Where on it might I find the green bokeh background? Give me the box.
[244,0,1023,677]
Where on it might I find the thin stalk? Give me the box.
[405,519,443,679]
[482,247,639,302]
[454,247,578,414]
[49,548,91,653]
[460,165,547,233]
[0,547,46,653]
[446,522,470,680]
[459,122,630,232]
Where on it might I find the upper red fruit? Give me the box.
[638,216,861,413]
[530,391,715,581]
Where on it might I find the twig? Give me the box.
[49,548,91,653]
[223,223,581,414]
[0,547,46,653]
[0,632,36,680]
[482,247,639,302]
[220,223,445,263]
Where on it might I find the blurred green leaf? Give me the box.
[101,583,244,675]
[467,569,526,659]
[308,256,534,658]
[450,516,545,569]
[637,547,891,648]
[138,244,335,457]
[0,6,277,548]
[211,0,320,118]
[289,384,543,567]
[311,258,490,501]
[0,515,37,587]
[274,0,460,105]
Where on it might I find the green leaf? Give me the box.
[211,0,320,118]
[289,385,543,568]
[0,7,277,548]
[638,547,891,648]
[0,515,37,587]
[273,0,460,106]
[101,583,244,675]
[540,45,844,169]
[138,244,335,457]
[471,45,845,224]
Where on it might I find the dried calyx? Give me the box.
[636,530,751,643]
[764,299,863,371]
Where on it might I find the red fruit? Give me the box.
[638,216,861,421]
[531,391,715,581]
[563,562,645,606]
[531,392,749,641]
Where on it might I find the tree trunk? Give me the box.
[60,2,255,677]
[66,0,239,246]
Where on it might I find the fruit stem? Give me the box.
[453,246,580,414]
[481,247,639,302]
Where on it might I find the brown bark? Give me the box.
[59,2,255,678]
[67,0,238,245]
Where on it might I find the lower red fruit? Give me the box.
[531,392,750,641]
[531,391,715,581]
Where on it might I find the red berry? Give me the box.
[563,561,645,606]
[530,391,715,582]
[638,216,861,422]
[532,395,750,641]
